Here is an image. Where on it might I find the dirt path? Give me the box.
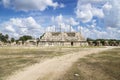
[6,48,112,80]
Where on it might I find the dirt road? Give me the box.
[6,48,112,80]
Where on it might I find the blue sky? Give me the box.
[0,0,120,39]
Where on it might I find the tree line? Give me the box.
[0,33,120,46]
[0,33,33,43]
[87,38,120,46]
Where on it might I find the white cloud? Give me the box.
[1,0,64,11]
[1,17,44,38]
[103,2,112,11]
[76,3,92,23]
[0,15,77,38]
[60,23,75,32]
[104,0,120,28]
[76,2,104,23]
[78,25,120,39]
[46,23,75,32]
[5,25,15,32]
[76,0,120,28]
[52,14,63,25]
[52,14,79,26]
[92,7,104,18]
[46,25,56,32]
[9,17,41,29]
[76,9,93,23]
[68,18,79,26]
[51,14,78,32]
[75,0,120,39]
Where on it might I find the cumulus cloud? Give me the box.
[1,0,64,11]
[103,2,112,11]
[52,14,63,25]
[76,2,104,23]
[68,18,79,26]
[46,25,56,32]
[0,15,78,38]
[45,24,75,32]
[75,0,120,39]
[60,23,75,32]
[76,0,120,28]
[5,25,15,32]
[51,14,79,32]
[52,14,79,26]
[104,0,120,28]
[78,25,120,39]
[0,17,44,38]
[9,17,41,29]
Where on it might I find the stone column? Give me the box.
[88,41,93,46]
[96,41,101,46]
[104,41,109,46]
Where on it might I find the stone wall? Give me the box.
[38,41,88,47]
[40,32,85,42]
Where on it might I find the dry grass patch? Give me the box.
[0,47,80,80]
[0,47,86,80]
[59,48,120,80]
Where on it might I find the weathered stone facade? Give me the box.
[39,32,88,46]
[0,41,3,46]
[24,39,38,46]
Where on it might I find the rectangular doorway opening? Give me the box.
[71,42,73,46]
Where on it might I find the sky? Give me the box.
[0,0,120,39]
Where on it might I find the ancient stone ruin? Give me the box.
[39,32,88,46]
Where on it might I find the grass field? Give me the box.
[0,47,119,80]
[0,47,88,80]
[60,48,120,80]
[0,47,83,80]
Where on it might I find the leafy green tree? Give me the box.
[0,33,9,43]
[19,35,33,42]
[4,34,9,42]
[0,33,2,41]
[11,38,15,42]
[86,38,94,41]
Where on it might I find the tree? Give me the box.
[11,38,15,42]
[86,38,94,41]
[0,33,2,41]
[0,33,8,43]
[4,34,9,42]
[19,35,33,42]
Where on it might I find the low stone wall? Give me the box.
[1,40,119,47]
[88,41,120,46]
[38,41,88,47]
